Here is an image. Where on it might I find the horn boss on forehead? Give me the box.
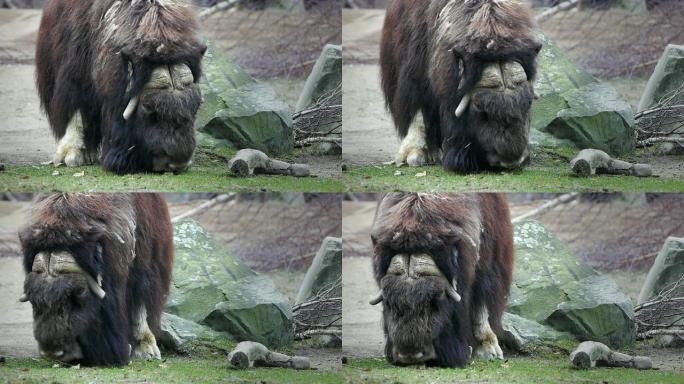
[36,0,206,174]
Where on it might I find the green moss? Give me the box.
[342,356,684,384]
[343,149,684,192]
[0,356,344,384]
[0,147,342,192]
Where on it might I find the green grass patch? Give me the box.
[343,149,684,192]
[0,147,342,192]
[342,355,684,384]
[0,355,344,384]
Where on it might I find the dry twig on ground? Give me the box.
[635,275,684,341]
[293,276,342,340]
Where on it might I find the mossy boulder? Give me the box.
[501,312,575,352]
[166,220,294,348]
[637,45,684,153]
[637,237,684,346]
[195,44,293,155]
[158,312,231,351]
[294,237,342,347]
[532,32,635,155]
[508,220,636,348]
[294,44,342,155]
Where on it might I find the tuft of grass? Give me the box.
[0,355,344,384]
[343,149,684,192]
[342,356,684,384]
[0,147,342,192]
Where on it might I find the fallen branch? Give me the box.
[634,104,684,120]
[570,341,652,370]
[536,0,580,23]
[637,328,684,340]
[199,0,239,19]
[227,341,310,370]
[512,193,579,224]
[294,137,342,148]
[570,149,652,177]
[635,297,684,312]
[228,149,310,177]
[171,194,236,223]
[295,329,342,341]
[637,136,684,148]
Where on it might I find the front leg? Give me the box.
[395,119,433,166]
[131,304,161,360]
[472,305,504,360]
[52,111,95,166]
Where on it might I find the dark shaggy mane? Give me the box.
[371,193,514,367]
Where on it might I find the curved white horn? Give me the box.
[447,278,462,302]
[86,273,106,299]
[19,293,29,302]
[369,291,383,305]
[446,286,462,302]
[123,96,139,120]
[454,93,471,118]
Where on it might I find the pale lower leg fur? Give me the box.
[395,117,430,167]
[131,305,161,360]
[472,305,504,360]
[53,112,92,167]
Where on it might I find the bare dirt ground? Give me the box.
[341,199,684,371]
[0,10,54,165]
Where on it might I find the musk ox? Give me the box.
[369,193,514,367]
[36,0,206,174]
[380,0,542,173]
[18,193,174,366]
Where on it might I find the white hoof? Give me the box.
[53,112,89,167]
[132,329,161,361]
[474,330,504,361]
[395,120,428,167]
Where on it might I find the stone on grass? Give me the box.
[166,220,293,348]
[532,32,635,155]
[508,220,636,348]
[195,44,293,155]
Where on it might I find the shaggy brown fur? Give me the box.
[19,193,174,366]
[371,193,514,367]
[36,0,206,174]
[380,0,541,173]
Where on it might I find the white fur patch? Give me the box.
[53,112,88,167]
[395,120,428,166]
[473,306,504,360]
[131,305,161,360]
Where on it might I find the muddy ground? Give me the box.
[0,9,340,179]
[340,9,684,180]
[341,199,684,371]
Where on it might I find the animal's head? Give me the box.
[21,249,109,364]
[98,0,207,174]
[463,60,535,169]
[371,253,463,366]
[440,0,542,173]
